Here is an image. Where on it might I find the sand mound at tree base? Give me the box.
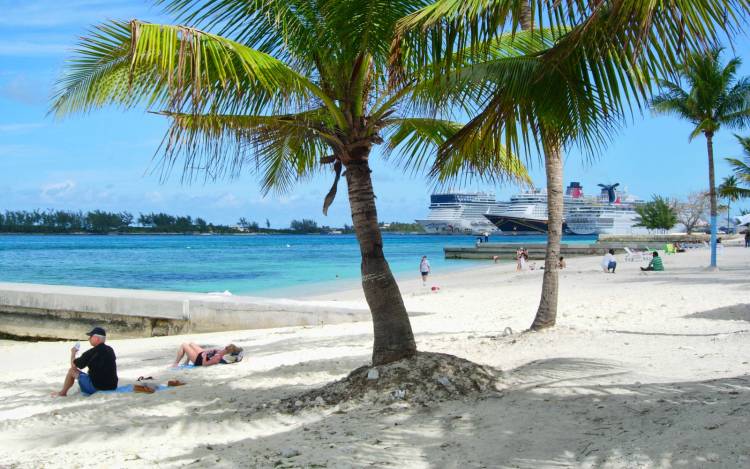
[278,352,498,412]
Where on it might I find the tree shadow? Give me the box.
[149,357,750,468]
[615,265,750,290]
[6,355,750,468]
[684,303,750,322]
[603,329,750,338]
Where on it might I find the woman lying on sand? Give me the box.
[172,342,243,367]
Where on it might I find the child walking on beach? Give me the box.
[419,256,431,286]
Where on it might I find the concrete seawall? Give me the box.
[0,282,373,340]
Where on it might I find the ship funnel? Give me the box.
[566,181,584,198]
[597,183,620,203]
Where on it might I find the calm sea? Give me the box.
[0,234,595,296]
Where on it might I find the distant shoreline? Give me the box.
[0,231,428,236]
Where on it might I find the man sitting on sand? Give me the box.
[52,327,118,397]
[640,251,664,271]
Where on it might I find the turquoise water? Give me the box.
[0,234,595,296]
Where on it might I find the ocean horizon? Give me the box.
[0,233,596,297]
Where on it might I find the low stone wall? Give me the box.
[0,282,372,340]
[598,234,710,243]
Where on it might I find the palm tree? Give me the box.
[718,175,750,231]
[395,1,750,329]
[51,0,531,365]
[727,135,750,185]
[724,135,750,228]
[651,49,750,268]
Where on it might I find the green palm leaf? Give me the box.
[51,20,340,122]
[157,111,333,192]
[383,117,529,185]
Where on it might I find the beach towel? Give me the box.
[173,364,196,369]
[82,384,169,396]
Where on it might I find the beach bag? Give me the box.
[221,351,244,364]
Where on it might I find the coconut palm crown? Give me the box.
[727,134,750,185]
[51,0,533,365]
[651,48,750,267]
[394,0,750,327]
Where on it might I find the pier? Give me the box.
[0,282,372,341]
[444,234,711,260]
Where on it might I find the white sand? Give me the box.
[1,246,749,468]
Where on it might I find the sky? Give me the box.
[1,0,749,228]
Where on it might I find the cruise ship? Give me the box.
[415,192,507,235]
[483,182,589,233]
[565,184,650,235]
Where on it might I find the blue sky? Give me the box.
[1,0,749,228]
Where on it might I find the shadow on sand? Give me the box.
[684,303,750,323]
[6,353,750,468]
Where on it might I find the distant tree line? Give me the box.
[0,210,425,234]
[380,222,425,233]
[0,210,235,234]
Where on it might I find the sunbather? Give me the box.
[172,342,243,367]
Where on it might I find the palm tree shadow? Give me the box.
[149,358,750,468]
[684,303,750,322]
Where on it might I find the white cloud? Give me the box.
[0,144,49,158]
[145,191,164,203]
[0,122,45,132]
[40,179,77,201]
[0,74,50,105]
[0,41,69,56]
[0,0,149,27]
[213,193,243,208]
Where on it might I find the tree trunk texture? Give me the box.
[706,132,718,268]
[520,2,533,30]
[727,200,731,236]
[530,144,564,330]
[344,160,417,365]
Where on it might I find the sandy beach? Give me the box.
[1,245,749,468]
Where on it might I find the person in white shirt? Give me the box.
[601,249,617,273]
[419,256,431,285]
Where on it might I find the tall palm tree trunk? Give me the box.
[344,159,417,365]
[706,131,718,268]
[531,144,563,330]
[519,1,563,331]
[727,199,731,235]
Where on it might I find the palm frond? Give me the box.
[395,0,750,160]
[51,20,336,121]
[156,111,332,192]
[383,117,530,185]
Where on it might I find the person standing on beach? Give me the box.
[419,256,431,286]
[517,248,529,271]
[745,230,749,248]
[52,327,118,397]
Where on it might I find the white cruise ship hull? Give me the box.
[415,218,498,235]
[566,210,650,235]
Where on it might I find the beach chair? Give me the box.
[623,247,643,262]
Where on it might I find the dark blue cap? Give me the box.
[85,327,106,337]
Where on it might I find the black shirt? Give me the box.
[74,343,118,390]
